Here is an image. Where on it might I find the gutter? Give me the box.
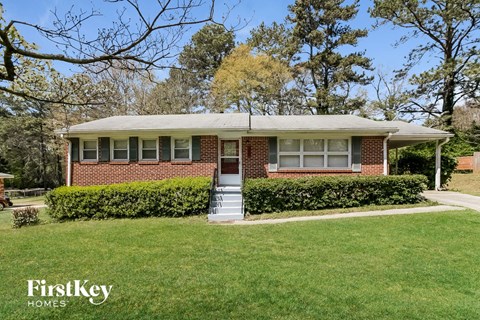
[383,133,393,176]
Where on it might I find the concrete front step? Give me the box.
[208,213,244,222]
[212,200,242,208]
[215,206,243,214]
[216,186,241,192]
[213,194,242,201]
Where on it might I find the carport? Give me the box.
[383,121,454,190]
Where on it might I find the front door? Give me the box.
[219,139,241,186]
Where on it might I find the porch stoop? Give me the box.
[208,186,244,221]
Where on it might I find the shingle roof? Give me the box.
[383,121,453,138]
[250,115,397,133]
[59,113,250,134]
[58,114,453,139]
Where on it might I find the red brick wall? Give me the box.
[71,136,217,186]
[242,136,385,179]
[242,137,269,179]
[0,178,4,197]
[361,137,384,175]
[70,135,385,186]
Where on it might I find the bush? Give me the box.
[243,175,428,214]
[395,143,457,189]
[45,177,211,220]
[12,207,40,228]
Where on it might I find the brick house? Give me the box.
[58,114,452,220]
[59,113,452,185]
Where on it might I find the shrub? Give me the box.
[12,207,40,228]
[45,177,211,220]
[243,175,428,214]
[395,143,457,189]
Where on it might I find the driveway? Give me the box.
[422,191,480,212]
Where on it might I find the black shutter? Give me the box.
[268,137,277,164]
[99,137,110,162]
[268,137,278,171]
[70,138,79,162]
[161,136,171,161]
[129,137,138,162]
[192,136,201,161]
[352,136,362,172]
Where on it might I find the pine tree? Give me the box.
[288,0,372,114]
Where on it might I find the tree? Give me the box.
[247,22,299,62]
[141,69,198,115]
[0,1,219,104]
[211,45,292,114]
[370,0,480,127]
[288,0,372,115]
[368,70,411,120]
[177,23,235,110]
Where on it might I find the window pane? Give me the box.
[328,155,348,167]
[114,150,128,160]
[175,139,189,149]
[84,140,96,150]
[83,150,97,160]
[114,139,128,149]
[143,140,156,149]
[304,155,324,167]
[142,150,157,159]
[223,141,238,157]
[304,139,324,152]
[279,139,300,152]
[174,149,190,159]
[328,139,348,152]
[279,155,300,167]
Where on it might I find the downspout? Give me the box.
[383,133,393,176]
[435,138,450,191]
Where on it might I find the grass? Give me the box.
[245,201,438,220]
[448,173,480,196]
[1,209,480,319]
[8,195,45,207]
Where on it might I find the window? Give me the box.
[112,139,128,160]
[141,139,158,160]
[278,138,350,169]
[172,138,191,160]
[82,140,97,161]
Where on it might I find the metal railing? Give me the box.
[208,168,218,215]
[241,166,246,216]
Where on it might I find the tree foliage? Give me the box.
[211,45,293,114]
[370,0,480,127]
[0,1,219,104]
[288,0,372,115]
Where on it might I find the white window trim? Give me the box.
[110,138,129,161]
[278,137,351,169]
[80,139,98,162]
[171,137,192,161]
[140,138,159,161]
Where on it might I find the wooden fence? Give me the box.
[456,152,480,172]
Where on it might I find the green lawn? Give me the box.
[448,173,480,196]
[1,210,480,319]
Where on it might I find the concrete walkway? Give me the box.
[228,205,464,225]
[423,191,480,212]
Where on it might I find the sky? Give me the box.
[2,0,427,86]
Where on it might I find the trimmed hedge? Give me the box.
[45,177,211,220]
[243,175,428,214]
[12,207,40,228]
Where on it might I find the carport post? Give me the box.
[435,138,450,191]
